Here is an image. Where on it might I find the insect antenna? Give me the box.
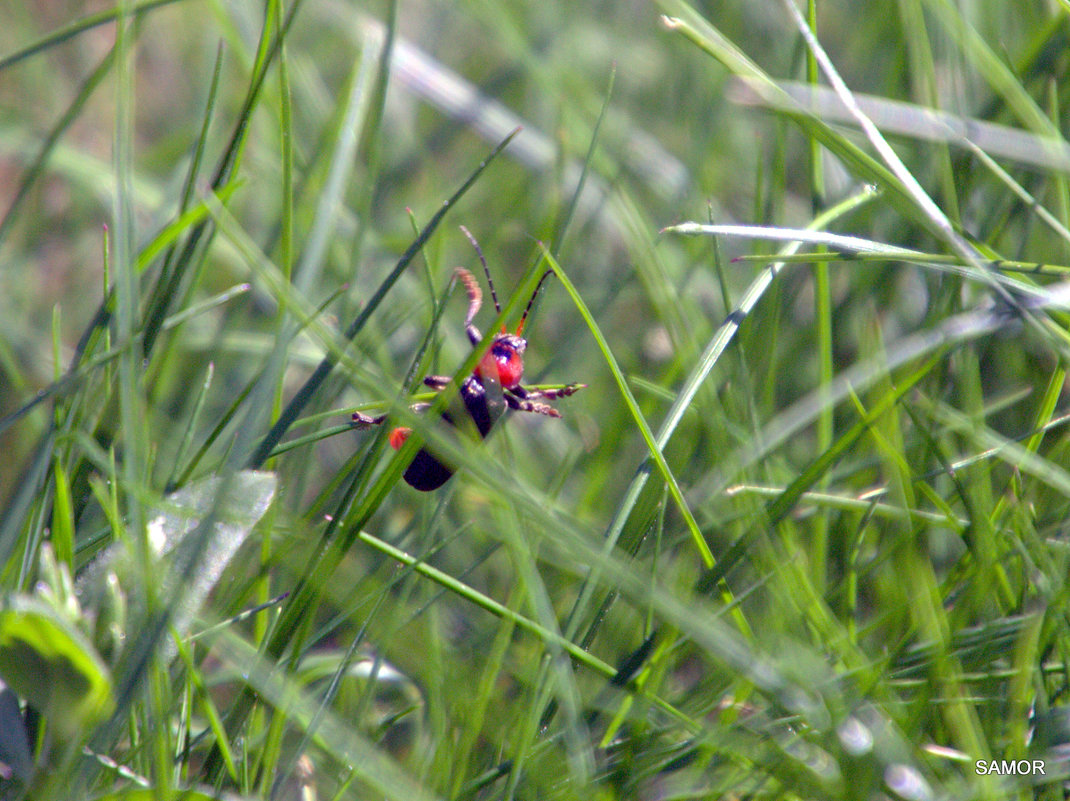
[459,225,500,314]
[516,269,554,336]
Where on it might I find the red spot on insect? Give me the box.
[474,336,526,389]
[389,427,412,450]
[492,342,524,389]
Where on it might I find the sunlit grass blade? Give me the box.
[540,245,712,569]
[662,223,1048,296]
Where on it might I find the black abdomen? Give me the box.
[402,447,456,491]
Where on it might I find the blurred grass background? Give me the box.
[3,0,1070,799]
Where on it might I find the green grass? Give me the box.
[3,0,1070,799]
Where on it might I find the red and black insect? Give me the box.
[352,227,584,491]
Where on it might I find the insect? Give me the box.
[352,227,585,491]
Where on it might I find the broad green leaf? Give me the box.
[0,596,113,739]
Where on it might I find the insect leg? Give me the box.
[351,410,387,428]
[502,395,564,418]
[351,401,434,429]
[510,382,587,401]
